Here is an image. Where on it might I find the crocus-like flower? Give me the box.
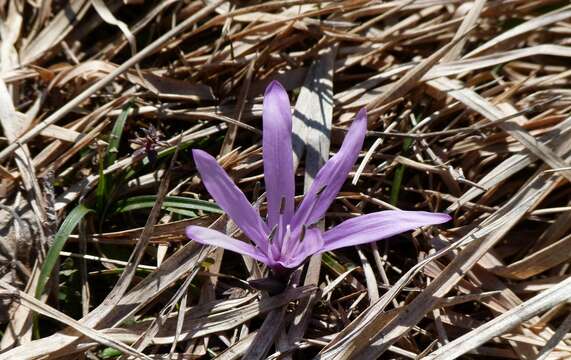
[186,81,451,273]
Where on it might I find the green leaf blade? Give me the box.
[35,204,94,299]
[113,195,223,215]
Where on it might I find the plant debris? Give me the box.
[1,1,571,359]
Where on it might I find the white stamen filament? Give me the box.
[280,224,292,254]
[277,196,286,248]
[290,226,306,255]
[267,224,279,261]
[267,224,278,244]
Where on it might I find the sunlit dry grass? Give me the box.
[1,1,571,359]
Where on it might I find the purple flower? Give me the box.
[186,81,451,273]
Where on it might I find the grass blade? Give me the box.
[113,195,223,215]
[96,102,132,214]
[35,204,94,299]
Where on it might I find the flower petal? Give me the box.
[292,108,367,229]
[281,228,324,269]
[320,211,451,252]
[186,226,269,264]
[263,80,295,227]
[192,149,267,248]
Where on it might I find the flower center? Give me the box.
[264,193,318,262]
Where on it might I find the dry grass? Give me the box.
[1,1,571,359]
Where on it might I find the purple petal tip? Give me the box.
[353,108,368,132]
[437,213,453,223]
[411,211,452,225]
[265,80,286,96]
[191,148,207,159]
[185,225,196,240]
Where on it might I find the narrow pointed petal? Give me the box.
[192,149,267,248]
[281,228,324,269]
[320,211,451,252]
[263,80,295,227]
[186,226,269,264]
[292,108,367,229]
